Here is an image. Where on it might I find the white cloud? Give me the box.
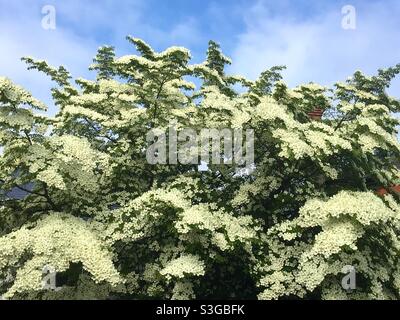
[0,2,100,115]
[1,0,399,119]
[0,0,204,115]
[229,0,400,97]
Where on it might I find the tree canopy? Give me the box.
[1,37,400,300]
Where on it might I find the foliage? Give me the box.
[1,36,400,300]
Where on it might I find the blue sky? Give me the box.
[1,0,400,116]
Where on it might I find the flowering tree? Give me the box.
[1,37,400,300]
